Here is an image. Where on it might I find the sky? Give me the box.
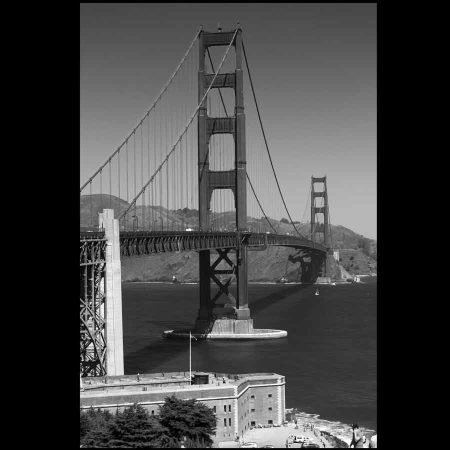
[80,3,376,239]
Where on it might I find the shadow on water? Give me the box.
[250,283,313,315]
[124,283,314,374]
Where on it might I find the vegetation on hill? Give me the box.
[80,397,216,448]
[81,194,376,280]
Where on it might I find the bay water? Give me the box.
[122,279,376,442]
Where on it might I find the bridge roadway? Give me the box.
[80,230,328,257]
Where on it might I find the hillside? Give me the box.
[81,194,377,281]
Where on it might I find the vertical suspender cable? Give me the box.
[242,40,304,238]
[206,47,275,234]
[153,111,156,227]
[90,181,93,228]
[109,160,112,209]
[119,28,238,221]
[133,131,137,221]
[80,27,201,193]
[126,139,129,228]
[99,170,102,215]
[141,125,144,230]
[159,104,162,228]
[118,150,121,219]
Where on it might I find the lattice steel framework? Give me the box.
[80,236,107,377]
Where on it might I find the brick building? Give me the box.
[80,371,286,441]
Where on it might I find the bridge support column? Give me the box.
[235,245,250,319]
[99,209,124,376]
[311,176,332,279]
[196,250,212,330]
[196,27,251,328]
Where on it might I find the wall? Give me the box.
[80,373,285,442]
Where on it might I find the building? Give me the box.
[80,371,286,441]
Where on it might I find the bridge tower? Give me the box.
[196,27,250,330]
[310,176,331,277]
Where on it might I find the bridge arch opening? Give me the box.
[209,188,236,232]
[206,88,235,118]
[204,45,236,78]
[208,134,234,171]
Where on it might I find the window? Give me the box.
[268,394,272,398]
[224,405,227,412]
[251,408,255,413]
[268,407,272,411]
[229,405,231,412]
[251,395,255,399]
[268,420,273,425]
[229,418,232,426]
[213,406,216,413]
[151,410,154,415]
[251,421,256,427]
[224,418,227,427]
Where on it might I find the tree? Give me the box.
[357,237,371,257]
[280,218,289,224]
[158,396,217,448]
[108,403,174,448]
[80,407,114,448]
[80,410,90,440]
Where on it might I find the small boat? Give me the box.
[314,289,319,296]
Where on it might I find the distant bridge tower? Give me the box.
[311,176,331,277]
[196,27,250,329]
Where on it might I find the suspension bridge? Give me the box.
[80,26,334,378]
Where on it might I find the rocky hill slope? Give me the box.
[81,194,377,281]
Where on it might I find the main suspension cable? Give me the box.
[80,27,202,193]
[242,40,305,239]
[206,47,277,234]
[120,28,239,220]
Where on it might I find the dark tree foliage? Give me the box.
[158,396,217,448]
[80,398,216,448]
[80,410,90,440]
[108,404,174,448]
[280,218,289,224]
[357,237,372,257]
[80,407,114,447]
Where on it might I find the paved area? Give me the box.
[233,422,330,448]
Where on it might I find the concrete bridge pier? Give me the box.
[99,209,124,376]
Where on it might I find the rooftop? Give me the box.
[80,371,283,397]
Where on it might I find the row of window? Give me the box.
[212,405,232,413]
[248,407,272,413]
[223,418,232,427]
[214,392,276,426]
[249,420,273,426]
[249,394,272,399]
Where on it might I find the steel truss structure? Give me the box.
[209,248,237,311]
[80,230,327,256]
[80,236,107,377]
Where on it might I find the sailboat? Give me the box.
[314,288,319,296]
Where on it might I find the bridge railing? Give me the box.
[115,230,328,256]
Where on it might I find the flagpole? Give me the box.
[189,331,192,385]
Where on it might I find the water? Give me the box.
[122,279,376,441]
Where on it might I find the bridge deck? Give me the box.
[80,231,328,256]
